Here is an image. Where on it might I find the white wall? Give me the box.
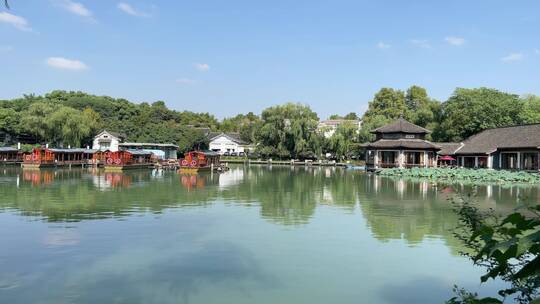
[92,132,120,152]
[209,136,245,154]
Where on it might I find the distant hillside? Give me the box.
[0,90,216,152]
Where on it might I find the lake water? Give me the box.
[0,165,538,303]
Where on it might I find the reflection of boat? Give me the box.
[180,174,206,191]
[179,151,226,173]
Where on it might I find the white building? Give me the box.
[92,130,125,152]
[317,119,362,138]
[209,133,251,155]
[92,131,178,159]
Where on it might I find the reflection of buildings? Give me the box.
[218,167,244,188]
[92,172,133,190]
[23,170,55,186]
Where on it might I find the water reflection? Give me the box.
[0,166,538,238]
[0,165,534,303]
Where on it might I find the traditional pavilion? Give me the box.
[364,118,441,170]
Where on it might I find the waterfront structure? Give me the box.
[92,131,178,160]
[364,118,440,170]
[0,147,22,164]
[103,150,155,171]
[449,124,540,170]
[179,151,221,173]
[317,119,362,138]
[208,132,251,155]
[118,143,178,160]
[22,148,97,169]
[435,142,463,167]
[92,130,126,152]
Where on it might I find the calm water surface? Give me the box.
[0,165,538,303]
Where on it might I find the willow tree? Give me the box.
[256,103,322,159]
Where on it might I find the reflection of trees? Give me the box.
[0,166,538,245]
[358,176,538,254]
[0,169,221,222]
[219,166,361,225]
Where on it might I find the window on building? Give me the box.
[405,152,422,165]
[380,151,396,166]
[478,157,488,168]
[501,153,518,169]
[463,157,476,168]
[522,153,538,170]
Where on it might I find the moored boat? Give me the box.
[179,151,224,173]
[103,150,155,171]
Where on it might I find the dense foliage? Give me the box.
[1,86,539,158]
[0,91,218,152]
[448,199,540,304]
[255,103,323,159]
[359,86,441,142]
[360,86,539,143]
[379,168,540,184]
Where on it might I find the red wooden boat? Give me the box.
[179,151,221,173]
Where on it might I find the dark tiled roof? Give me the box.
[434,142,463,155]
[49,148,97,153]
[207,132,221,139]
[456,124,540,155]
[97,130,127,140]
[371,118,431,134]
[120,143,179,149]
[208,132,248,145]
[126,149,153,156]
[365,139,441,150]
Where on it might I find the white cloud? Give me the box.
[46,57,89,70]
[445,36,465,46]
[376,42,390,49]
[410,39,431,48]
[194,63,210,72]
[0,12,32,31]
[535,49,540,55]
[117,2,151,17]
[175,78,196,85]
[58,0,93,18]
[501,52,524,62]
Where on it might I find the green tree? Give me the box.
[437,88,524,142]
[359,88,410,142]
[448,199,540,304]
[19,102,55,143]
[0,108,21,135]
[219,112,261,143]
[328,121,359,160]
[364,88,408,120]
[520,95,540,124]
[256,103,322,159]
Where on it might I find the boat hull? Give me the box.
[104,164,155,171]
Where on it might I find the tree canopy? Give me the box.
[437,88,524,142]
[255,103,322,159]
[0,91,217,151]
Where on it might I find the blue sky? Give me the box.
[1,0,539,119]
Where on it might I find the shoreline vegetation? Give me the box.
[1,87,540,161]
[379,167,540,184]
